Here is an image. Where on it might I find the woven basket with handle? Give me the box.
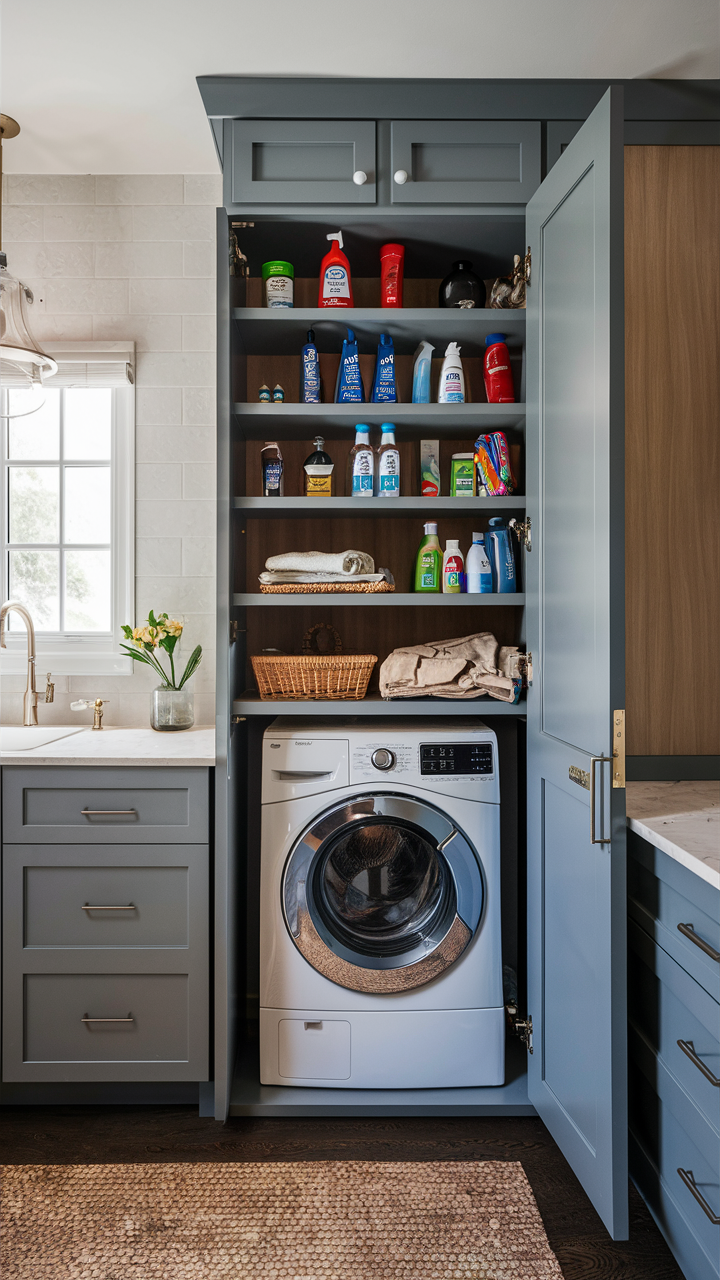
[251,623,377,701]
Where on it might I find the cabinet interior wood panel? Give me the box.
[624,146,720,756]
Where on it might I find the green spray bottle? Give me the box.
[414,521,441,592]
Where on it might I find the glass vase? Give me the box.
[150,685,194,732]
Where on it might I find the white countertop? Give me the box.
[627,781,720,891]
[0,726,216,767]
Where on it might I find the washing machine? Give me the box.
[259,718,504,1089]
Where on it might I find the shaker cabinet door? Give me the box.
[227,119,376,206]
[525,87,628,1239]
[390,120,540,204]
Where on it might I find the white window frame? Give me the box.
[1,382,135,676]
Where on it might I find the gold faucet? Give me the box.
[0,600,38,726]
[70,697,109,729]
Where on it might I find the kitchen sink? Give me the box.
[0,725,87,752]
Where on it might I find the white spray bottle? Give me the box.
[438,342,465,403]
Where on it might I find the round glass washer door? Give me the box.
[283,793,485,994]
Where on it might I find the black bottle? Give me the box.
[439,260,484,309]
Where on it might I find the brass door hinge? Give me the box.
[612,709,625,788]
[509,516,532,551]
[506,1003,534,1054]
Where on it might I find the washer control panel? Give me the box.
[420,743,493,776]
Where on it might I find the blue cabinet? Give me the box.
[628,832,720,1280]
[227,119,377,206]
[390,120,540,204]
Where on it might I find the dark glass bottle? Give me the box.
[438,260,484,309]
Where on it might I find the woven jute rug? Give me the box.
[1,1159,564,1279]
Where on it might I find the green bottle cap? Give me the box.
[262,260,294,279]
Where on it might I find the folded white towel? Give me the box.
[265,550,375,575]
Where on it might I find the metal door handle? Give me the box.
[81,808,136,816]
[81,1014,134,1023]
[677,1169,720,1224]
[677,922,720,962]
[677,1040,720,1087]
[590,756,613,844]
[81,903,136,911]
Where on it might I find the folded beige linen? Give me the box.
[379,632,520,701]
[265,550,375,575]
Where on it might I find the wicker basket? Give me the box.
[251,623,376,701]
[251,653,377,700]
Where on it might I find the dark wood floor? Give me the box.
[0,1109,681,1280]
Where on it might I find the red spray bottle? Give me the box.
[483,333,515,404]
[318,231,353,307]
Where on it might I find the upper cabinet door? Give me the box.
[525,88,628,1239]
[390,120,540,203]
[227,120,376,206]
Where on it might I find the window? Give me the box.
[1,377,134,675]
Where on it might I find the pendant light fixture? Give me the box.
[0,114,57,417]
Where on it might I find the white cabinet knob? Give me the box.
[394,169,408,185]
[353,170,368,186]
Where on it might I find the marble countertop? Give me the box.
[627,781,719,891]
[0,726,216,767]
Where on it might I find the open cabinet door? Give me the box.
[525,87,628,1238]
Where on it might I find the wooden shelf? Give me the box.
[232,693,527,717]
[232,308,525,356]
[234,592,525,607]
[234,496,526,516]
[233,402,526,439]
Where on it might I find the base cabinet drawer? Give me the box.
[2,843,209,1084]
[630,1062,720,1280]
[629,919,720,1131]
[2,767,209,844]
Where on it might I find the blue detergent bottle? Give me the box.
[371,333,397,402]
[487,517,516,593]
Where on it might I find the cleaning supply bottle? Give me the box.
[442,539,465,593]
[414,522,441,592]
[420,440,441,497]
[466,532,493,594]
[377,424,400,497]
[438,342,465,403]
[412,341,434,404]
[301,329,321,404]
[334,328,365,403]
[347,426,374,497]
[484,334,515,403]
[319,231,353,307]
[262,260,294,308]
[371,333,397,403]
[303,436,334,497]
[261,442,284,497]
[487,517,516,593]
[380,243,404,308]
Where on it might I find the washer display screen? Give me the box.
[420,743,493,775]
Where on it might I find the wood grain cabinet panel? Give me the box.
[625,146,720,757]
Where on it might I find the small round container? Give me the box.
[262,260,294,309]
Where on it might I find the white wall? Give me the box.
[3,0,719,174]
[1,173,219,729]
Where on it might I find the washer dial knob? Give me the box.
[371,748,396,771]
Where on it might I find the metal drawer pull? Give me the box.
[677,922,720,962]
[677,1169,720,1224]
[590,755,613,844]
[677,1039,720,1086]
[82,903,136,911]
[81,808,136,816]
[81,1014,134,1023]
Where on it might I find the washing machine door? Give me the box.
[282,792,485,993]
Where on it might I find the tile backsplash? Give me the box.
[1,172,220,729]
